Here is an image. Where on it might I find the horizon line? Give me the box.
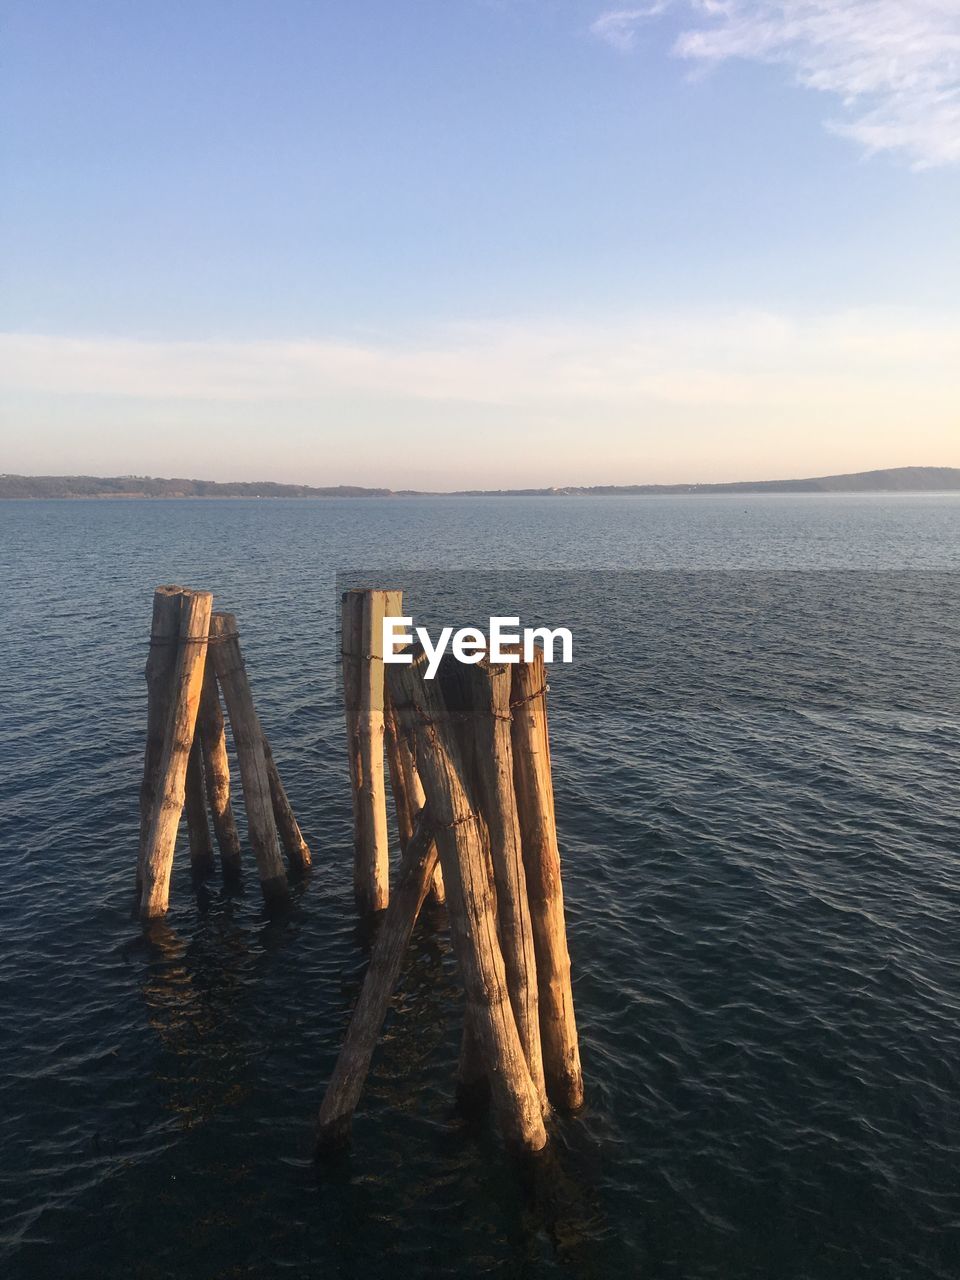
[3,464,960,498]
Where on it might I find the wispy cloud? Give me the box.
[592,1,960,167]
[590,5,668,52]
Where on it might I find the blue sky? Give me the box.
[2,0,959,487]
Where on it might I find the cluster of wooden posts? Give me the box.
[136,585,310,920]
[316,589,582,1155]
[134,584,583,1155]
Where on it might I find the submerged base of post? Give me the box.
[455,1018,491,1115]
[315,1114,352,1155]
[261,873,291,905]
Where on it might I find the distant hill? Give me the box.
[601,466,960,495]
[0,474,391,499]
[465,466,960,496]
[1,466,958,500]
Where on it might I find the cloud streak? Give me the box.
[2,309,957,408]
[592,1,960,167]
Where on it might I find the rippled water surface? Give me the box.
[1,495,959,1279]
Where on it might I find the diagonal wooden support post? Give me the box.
[315,810,439,1152]
[196,663,243,878]
[263,735,312,873]
[208,612,289,905]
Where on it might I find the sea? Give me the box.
[1,494,958,1279]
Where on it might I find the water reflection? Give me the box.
[138,901,302,1132]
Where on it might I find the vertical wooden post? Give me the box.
[342,589,364,896]
[389,653,547,1152]
[263,735,311,872]
[196,663,242,878]
[449,656,546,1108]
[382,588,445,905]
[209,612,289,905]
[511,650,583,1111]
[140,589,214,920]
[184,735,216,879]
[384,698,416,848]
[315,812,440,1152]
[137,586,183,891]
[342,589,390,912]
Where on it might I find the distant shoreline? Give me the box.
[2,465,959,500]
[4,490,960,502]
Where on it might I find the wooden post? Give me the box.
[389,653,547,1152]
[140,589,213,920]
[315,811,440,1152]
[137,586,183,891]
[383,599,445,905]
[196,663,242,878]
[511,650,583,1111]
[263,735,311,872]
[445,655,547,1108]
[384,697,417,848]
[342,589,391,912]
[184,735,216,879]
[209,612,289,905]
[384,703,445,911]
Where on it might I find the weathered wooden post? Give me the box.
[195,664,243,878]
[389,651,547,1152]
[342,589,391,912]
[184,736,216,879]
[315,811,440,1151]
[382,593,445,905]
[511,650,583,1111]
[443,655,547,1108]
[208,612,289,905]
[384,698,417,849]
[140,589,214,919]
[137,586,183,891]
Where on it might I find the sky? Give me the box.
[1,0,959,488]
